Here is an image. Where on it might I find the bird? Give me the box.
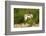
[24,14,33,21]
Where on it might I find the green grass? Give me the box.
[14,8,39,25]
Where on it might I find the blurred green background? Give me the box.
[14,8,39,25]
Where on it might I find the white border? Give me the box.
[11,5,42,32]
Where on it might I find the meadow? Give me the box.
[14,8,39,28]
